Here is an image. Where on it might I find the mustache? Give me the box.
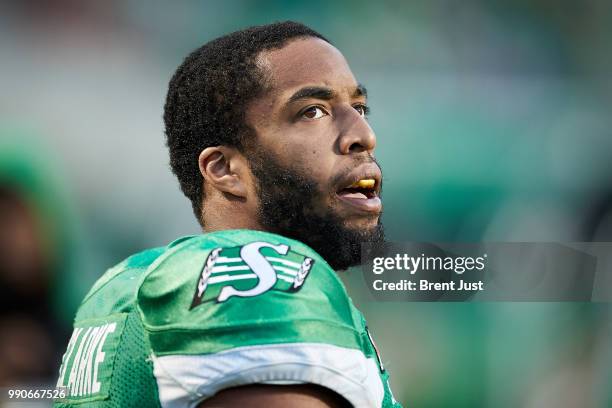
[328,154,383,190]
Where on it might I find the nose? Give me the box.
[337,107,377,155]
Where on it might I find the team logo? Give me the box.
[190,241,314,308]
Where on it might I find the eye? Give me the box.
[301,106,327,120]
[353,104,370,117]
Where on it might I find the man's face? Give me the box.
[245,37,384,270]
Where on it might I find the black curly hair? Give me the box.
[164,21,329,225]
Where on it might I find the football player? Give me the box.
[54,21,402,407]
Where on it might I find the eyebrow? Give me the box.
[287,83,368,104]
[287,86,334,104]
[354,83,368,98]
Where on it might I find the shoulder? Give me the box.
[75,246,167,320]
[141,229,339,303]
[88,246,167,294]
[136,229,358,352]
[136,230,385,408]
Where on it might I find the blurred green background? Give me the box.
[1,1,612,407]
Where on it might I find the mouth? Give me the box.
[336,171,382,214]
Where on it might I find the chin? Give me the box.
[342,214,381,232]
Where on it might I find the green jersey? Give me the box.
[54,229,402,407]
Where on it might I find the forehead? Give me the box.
[258,37,358,94]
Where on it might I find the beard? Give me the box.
[247,147,385,271]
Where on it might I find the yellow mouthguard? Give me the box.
[350,179,375,189]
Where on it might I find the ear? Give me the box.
[198,146,249,198]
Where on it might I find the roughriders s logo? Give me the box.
[190,241,314,308]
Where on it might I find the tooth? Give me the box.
[350,179,375,188]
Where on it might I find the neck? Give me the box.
[201,198,263,233]
[203,218,264,233]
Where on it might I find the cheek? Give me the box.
[258,121,340,194]
[292,127,337,175]
[294,147,335,193]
